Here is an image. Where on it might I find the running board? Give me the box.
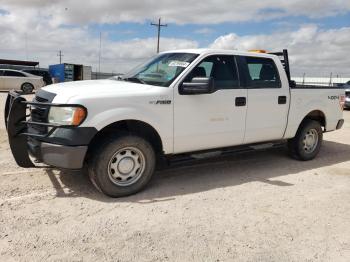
[166,141,286,166]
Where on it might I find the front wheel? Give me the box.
[288,120,323,161]
[88,135,156,197]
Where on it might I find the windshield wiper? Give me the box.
[123,77,146,84]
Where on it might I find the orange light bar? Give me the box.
[249,49,267,53]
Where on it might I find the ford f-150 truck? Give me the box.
[4,49,345,197]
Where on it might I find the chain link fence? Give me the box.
[292,74,350,87]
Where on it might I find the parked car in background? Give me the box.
[343,81,350,109]
[0,69,45,93]
[22,69,53,85]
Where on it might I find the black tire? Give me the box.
[21,83,34,94]
[287,120,323,161]
[88,135,156,197]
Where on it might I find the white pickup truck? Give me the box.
[5,49,345,197]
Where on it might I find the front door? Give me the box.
[173,55,247,153]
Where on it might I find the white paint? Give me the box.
[43,49,344,156]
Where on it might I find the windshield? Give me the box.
[123,52,198,87]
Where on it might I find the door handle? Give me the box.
[278,96,287,104]
[235,97,246,107]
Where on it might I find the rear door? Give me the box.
[239,56,289,143]
[173,54,247,153]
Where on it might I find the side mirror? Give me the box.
[179,77,215,95]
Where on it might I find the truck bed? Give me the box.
[294,84,344,89]
[283,86,344,139]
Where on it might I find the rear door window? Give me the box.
[244,57,281,88]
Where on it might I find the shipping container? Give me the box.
[49,63,92,83]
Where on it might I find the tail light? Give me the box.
[340,94,345,110]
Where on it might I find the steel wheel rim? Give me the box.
[303,128,319,153]
[22,84,32,93]
[107,147,146,186]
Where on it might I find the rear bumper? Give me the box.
[4,90,96,170]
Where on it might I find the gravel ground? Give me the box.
[0,91,350,262]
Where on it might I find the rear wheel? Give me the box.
[88,135,156,197]
[21,83,34,94]
[288,120,323,161]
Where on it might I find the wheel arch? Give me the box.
[86,119,164,160]
[301,110,326,129]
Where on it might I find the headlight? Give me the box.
[48,106,87,126]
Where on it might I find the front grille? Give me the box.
[29,95,50,134]
[25,90,56,136]
[35,95,48,103]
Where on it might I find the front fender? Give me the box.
[82,106,173,154]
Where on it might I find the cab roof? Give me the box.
[161,48,277,58]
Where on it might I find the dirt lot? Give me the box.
[0,92,349,262]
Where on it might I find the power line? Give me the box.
[57,50,64,64]
[151,18,167,53]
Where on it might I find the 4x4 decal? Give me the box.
[328,96,339,100]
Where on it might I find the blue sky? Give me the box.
[0,0,349,76]
[91,12,350,46]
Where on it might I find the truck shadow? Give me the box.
[47,140,350,202]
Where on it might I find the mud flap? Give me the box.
[5,92,35,167]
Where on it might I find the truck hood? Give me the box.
[42,79,157,102]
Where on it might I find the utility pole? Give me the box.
[98,32,102,73]
[151,18,167,53]
[25,33,28,61]
[57,50,63,64]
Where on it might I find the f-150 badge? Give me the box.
[149,100,172,105]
